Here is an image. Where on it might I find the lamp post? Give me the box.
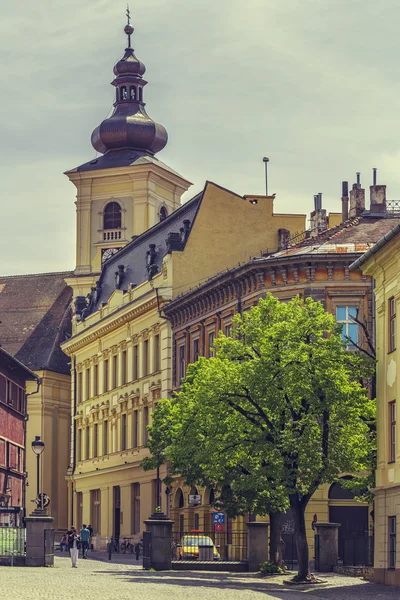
[31,436,45,510]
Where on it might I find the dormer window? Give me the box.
[130,86,136,100]
[104,202,122,230]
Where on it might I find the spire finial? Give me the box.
[124,4,134,48]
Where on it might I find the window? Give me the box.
[159,206,168,222]
[85,368,90,400]
[104,360,109,392]
[121,351,127,385]
[139,87,143,102]
[192,338,199,363]
[208,331,215,357]
[143,407,149,444]
[93,423,98,459]
[132,483,140,534]
[103,421,108,456]
[389,297,396,352]
[389,516,396,569]
[120,86,127,100]
[103,202,122,230]
[178,345,186,384]
[93,364,98,397]
[389,401,396,463]
[77,429,82,462]
[154,335,160,372]
[224,323,231,337]
[77,372,83,403]
[143,340,149,376]
[90,489,101,535]
[129,86,136,100]
[85,427,90,460]
[121,414,127,451]
[133,345,138,381]
[336,306,358,345]
[132,410,138,448]
[112,355,118,389]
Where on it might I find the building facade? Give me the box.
[352,222,400,586]
[0,347,38,526]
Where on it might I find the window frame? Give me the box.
[389,296,396,353]
[389,516,396,569]
[178,344,186,384]
[389,400,396,463]
[335,305,359,346]
[103,202,122,230]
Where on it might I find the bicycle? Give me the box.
[120,537,134,554]
[107,537,120,554]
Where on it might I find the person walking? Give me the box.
[68,527,80,568]
[80,524,90,559]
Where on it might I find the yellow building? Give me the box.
[353,221,400,586]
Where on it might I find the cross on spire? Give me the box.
[124,4,134,48]
[126,4,131,26]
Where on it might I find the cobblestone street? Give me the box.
[0,557,399,600]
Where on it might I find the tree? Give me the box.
[145,294,375,581]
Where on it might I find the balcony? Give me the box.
[103,229,123,242]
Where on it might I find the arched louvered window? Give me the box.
[103,202,122,230]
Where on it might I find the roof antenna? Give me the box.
[356,172,361,189]
[263,157,269,196]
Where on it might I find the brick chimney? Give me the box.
[310,193,327,237]
[341,181,349,222]
[349,179,365,218]
[369,168,386,213]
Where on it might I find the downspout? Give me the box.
[23,376,42,524]
[71,355,77,527]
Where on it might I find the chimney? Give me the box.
[341,181,349,222]
[349,181,365,218]
[310,193,327,236]
[369,168,386,213]
[278,228,290,250]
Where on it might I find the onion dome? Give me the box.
[90,17,167,157]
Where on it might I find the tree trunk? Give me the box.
[290,495,311,581]
[269,511,285,567]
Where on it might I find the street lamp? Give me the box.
[31,436,45,510]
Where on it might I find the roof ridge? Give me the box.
[0,270,74,279]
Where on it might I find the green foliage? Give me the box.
[144,293,375,522]
[259,561,286,575]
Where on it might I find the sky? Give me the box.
[1,0,400,275]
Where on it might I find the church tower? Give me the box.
[65,14,191,298]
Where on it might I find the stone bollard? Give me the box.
[315,522,340,572]
[144,511,174,570]
[25,508,54,567]
[247,521,269,572]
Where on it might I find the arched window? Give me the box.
[159,206,168,222]
[139,87,143,102]
[174,488,184,509]
[103,202,122,230]
[328,477,355,500]
[130,86,136,100]
[120,86,127,100]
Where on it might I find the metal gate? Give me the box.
[44,529,55,566]
[142,531,152,570]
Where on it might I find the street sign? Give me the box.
[212,512,225,525]
[214,523,223,533]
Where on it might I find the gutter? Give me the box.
[350,223,400,271]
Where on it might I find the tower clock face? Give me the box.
[101,247,119,263]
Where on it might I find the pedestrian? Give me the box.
[68,527,81,568]
[80,524,90,559]
[60,534,67,552]
[87,524,94,550]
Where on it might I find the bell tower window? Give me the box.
[159,206,168,222]
[139,87,143,102]
[120,86,127,100]
[130,86,136,100]
[104,202,122,230]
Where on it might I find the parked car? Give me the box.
[178,533,220,560]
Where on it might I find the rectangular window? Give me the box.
[389,516,396,569]
[77,429,82,462]
[389,401,396,463]
[143,340,149,376]
[85,427,90,460]
[154,335,160,372]
[132,483,141,534]
[90,489,101,535]
[389,297,396,353]
[133,345,138,381]
[86,368,90,400]
[143,407,149,445]
[208,331,215,357]
[178,345,186,384]
[93,423,98,459]
[336,306,358,345]
[93,364,98,397]
[112,355,118,389]
[77,372,83,403]
[132,410,138,448]
[104,360,109,392]
[193,338,199,363]
[224,323,231,337]
[0,374,6,404]
[121,414,127,451]
[121,351,127,385]
[103,420,108,456]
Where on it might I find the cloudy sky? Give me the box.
[1,0,400,275]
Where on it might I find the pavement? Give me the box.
[1,556,400,600]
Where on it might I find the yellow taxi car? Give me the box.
[178,532,221,560]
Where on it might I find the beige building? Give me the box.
[352,221,400,586]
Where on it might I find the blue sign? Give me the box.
[212,512,225,525]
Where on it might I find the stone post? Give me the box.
[247,521,269,572]
[25,508,54,567]
[144,511,174,570]
[315,522,340,572]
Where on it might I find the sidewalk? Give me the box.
[56,549,143,567]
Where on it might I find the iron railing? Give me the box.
[0,527,25,557]
[172,530,247,562]
[387,200,400,212]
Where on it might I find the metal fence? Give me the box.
[342,532,374,567]
[0,527,25,557]
[172,530,247,562]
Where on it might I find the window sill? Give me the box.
[388,461,396,465]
